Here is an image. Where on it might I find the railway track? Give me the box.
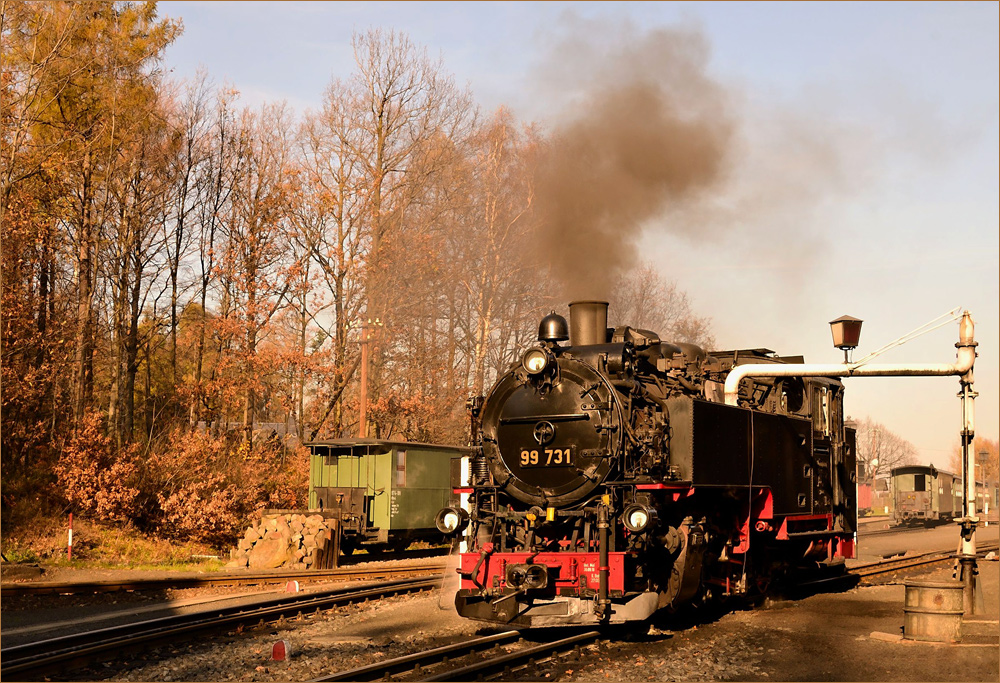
[310,542,997,682]
[312,629,602,682]
[4,541,994,681]
[859,517,997,537]
[851,541,999,580]
[0,561,447,597]
[859,524,930,537]
[0,576,439,681]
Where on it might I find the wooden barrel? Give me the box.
[903,580,964,642]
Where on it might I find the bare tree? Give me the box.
[296,96,369,437]
[450,108,544,394]
[607,262,716,349]
[162,72,212,390]
[346,29,473,322]
[187,85,241,429]
[103,87,173,446]
[304,28,475,437]
[852,416,919,481]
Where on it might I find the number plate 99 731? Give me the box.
[519,447,574,467]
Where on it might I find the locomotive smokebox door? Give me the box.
[481,354,623,507]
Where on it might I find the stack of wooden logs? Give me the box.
[226,512,339,570]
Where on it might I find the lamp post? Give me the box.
[830,315,864,363]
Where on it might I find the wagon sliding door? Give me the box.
[368,448,393,541]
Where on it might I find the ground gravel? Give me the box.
[61,589,766,683]
[87,589,492,682]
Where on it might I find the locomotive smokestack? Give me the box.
[569,301,609,347]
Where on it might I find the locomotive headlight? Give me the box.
[521,347,550,375]
[435,506,469,535]
[623,503,656,533]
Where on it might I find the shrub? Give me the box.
[53,412,142,522]
[151,429,308,546]
[49,414,310,551]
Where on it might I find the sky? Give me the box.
[157,1,999,470]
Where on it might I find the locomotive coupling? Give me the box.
[505,563,549,590]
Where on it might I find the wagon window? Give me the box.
[395,450,406,487]
[913,474,926,492]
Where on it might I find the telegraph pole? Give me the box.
[358,318,382,438]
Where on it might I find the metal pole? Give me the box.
[957,312,979,614]
[980,450,990,527]
[722,312,977,407]
[597,501,610,620]
[358,322,369,438]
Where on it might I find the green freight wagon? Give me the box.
[308,439,469,554]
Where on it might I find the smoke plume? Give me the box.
[531,19,734,301]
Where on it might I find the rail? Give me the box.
[313,629,602,682]
[0,576,439,680]
[1,561,446,597]
[851,541,999,579]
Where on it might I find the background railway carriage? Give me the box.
[308,439,469,554]
[891,464,993,527]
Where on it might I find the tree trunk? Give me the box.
[73,150,95,422]
[144,337,154,438]
[122,249,143,443]
[35,223,50,368]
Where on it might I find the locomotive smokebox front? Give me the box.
[480,300,624,508]
[568,300,609,346]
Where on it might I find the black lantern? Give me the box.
[830,315,863,363]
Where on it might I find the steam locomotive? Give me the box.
[436,301,858,627]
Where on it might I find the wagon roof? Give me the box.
[305,438,471,452]
[890,464,956,478]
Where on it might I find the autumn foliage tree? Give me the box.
[2,14,720,549]
[948,437,999,486]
